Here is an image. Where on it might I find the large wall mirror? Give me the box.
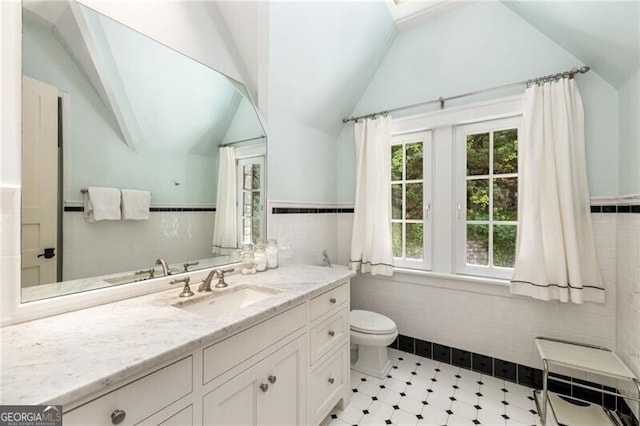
[21,1,267,303]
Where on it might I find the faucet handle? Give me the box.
[183,261,199,272]
[170,276,190,285]
[214,268,234,288]
[135,268,155,279]
[170,277,194,297]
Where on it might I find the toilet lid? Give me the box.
[350,310,397,335]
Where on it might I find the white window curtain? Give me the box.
[212,147,237,254]
[349,116,394,276]
[510,78,604,303]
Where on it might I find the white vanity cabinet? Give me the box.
[201,303,307,426]
[307,282,351,425]
[203,335,306,425]
[63,356,193,426]
[60,279,351,426]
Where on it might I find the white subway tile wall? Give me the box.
[350,215,618,371]
[616,212,640,416]
[337,213,354,265]
[269,212,340,266]
[62,211,214,280]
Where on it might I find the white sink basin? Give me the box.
[173,286,281,318]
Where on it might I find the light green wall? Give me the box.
[337,2,620,202]
[266,1,394,203]
[619,70,640,196]
[22,18,218,204]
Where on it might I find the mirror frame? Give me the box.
[0,1,267,326]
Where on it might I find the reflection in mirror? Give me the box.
[20,1,266,302]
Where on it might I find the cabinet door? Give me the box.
[203,336,305,426]
[258,337,305,425]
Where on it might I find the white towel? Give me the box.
[121,189,151,220]
[84,187,121,222]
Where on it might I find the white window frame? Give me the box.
[454,116,521,280]
[390,131,433,271]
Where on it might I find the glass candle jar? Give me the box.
[240,244,254,266]
[266,239,279,269]
[254,243,267,272]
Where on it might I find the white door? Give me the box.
[21,76,59,287]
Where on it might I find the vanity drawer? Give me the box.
[309,344,348,424]
[310,308,348,364]
[310,282,348,322]
[64,356,192,426]
[203,303,305,384]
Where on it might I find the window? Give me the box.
[386,96,522,280]
[237,156,265,245]
[390,131,432,270]
[455,116,520,279]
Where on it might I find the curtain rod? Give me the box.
[342,66,591,124]
[220,135,266,147]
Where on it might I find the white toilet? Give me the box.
[350,310,398,379]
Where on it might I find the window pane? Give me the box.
[252,164,261,189]
[243,218,252,243]
[467,179,489,220]
[251,219,261,244]
[493,177,517,221]
[392,223,402,258]
[493,225,517,267]
[243,165,253,190]
[392,184,403,220]
[406,142,423,180]
[494,129,518,174]
[252,192,261,217]
[466,224,489,266]
[466,133,490,176]
[391,145,403,181]
[406,223,423,259]
[405,183,423,220]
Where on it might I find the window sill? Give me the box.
[360,267,513,298]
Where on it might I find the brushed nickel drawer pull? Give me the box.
[329,297,337,304]
[260,383,269,392]
[328,377,335,384]
[268,375,277,384]
[328,330,335,337]
[111,409,126,425]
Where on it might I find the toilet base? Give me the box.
[352,345,393,379]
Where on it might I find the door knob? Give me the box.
[37,248,55,259]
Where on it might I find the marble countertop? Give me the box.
[0,264,355,406]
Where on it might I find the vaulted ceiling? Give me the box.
[502,0,639,89]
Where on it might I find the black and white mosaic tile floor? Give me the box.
[323,349,541,426]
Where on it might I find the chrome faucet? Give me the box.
[199,268,234,292]
[155,258,170,276]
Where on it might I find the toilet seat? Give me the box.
[350,310,397,335]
